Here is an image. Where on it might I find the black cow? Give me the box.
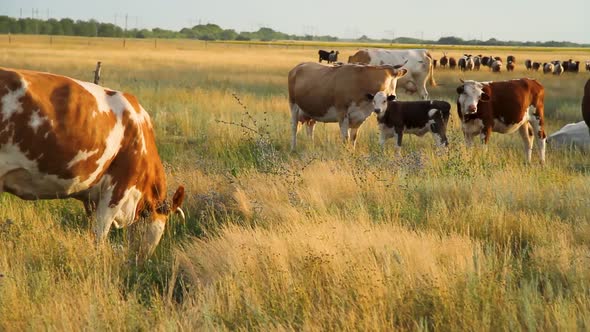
[328,51,339,63]
[532,62,542,71]
[525,59,532,70]
[367,92,451,150]
[318,50,334,63]
[449,57,457,69]
[568,61,580,73]
[507,55,516,64]
[440,53,449,68]
[586,62,590,72]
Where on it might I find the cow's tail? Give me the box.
[426,51,437,87]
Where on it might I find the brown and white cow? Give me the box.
[347,49,435,99]
[288,62,407,150]
[0,68,185,261]
[583,79,590,133]
[368,92,451,151]
[456,78,547,164]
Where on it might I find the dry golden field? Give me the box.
[1,35,590,331]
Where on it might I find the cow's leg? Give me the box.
[339,116,350,143]
[305,119,316,142]
[349,125,360,148]
[395,131,403,156]
[518,123,534,164]
[290,103,300,151]
[528,105,547,164]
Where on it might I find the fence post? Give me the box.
[93,61,102,85]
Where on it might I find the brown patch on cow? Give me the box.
[105,89,117,96]
[582,79,590,130]
[347,50,371,64]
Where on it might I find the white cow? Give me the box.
[348,49,436,99]
[548,122,590,150]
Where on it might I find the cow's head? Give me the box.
[456,80,490,115]
[366,91,395,118]
[428,108,450,147]
[132,185,186,263]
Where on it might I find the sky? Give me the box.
[2,0,589,44]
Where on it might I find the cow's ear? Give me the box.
[366,93,374,101]
[456,86,464,94]
[480,92,491,102]
[387,95,396,101]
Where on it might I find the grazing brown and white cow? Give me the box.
[583,79,590,133]
[347,49,436,99]
[288,62,407,150]
[368,92,451,151]
[456,79,547,164]
[0,67,186,261]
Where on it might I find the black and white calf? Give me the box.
[367,92,451,151]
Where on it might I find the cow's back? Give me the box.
[288,62,391,113]
[0,67,161,200]
[487,78,544,110]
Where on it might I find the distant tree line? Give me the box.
[0,15,586,47]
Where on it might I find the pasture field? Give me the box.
[1,35,590,331]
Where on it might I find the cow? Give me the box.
[288,62,407,150]
[348,49,436,99]
[458,56,467,71]
[433,59,438,69]
[491,60,503,72]
[481,56,492,67]
[473,55,482,71]
[449,57,457,69]
[532,62,542,71]
[318,49,334,63]
[568,61,580,73]
[583,79,590,133]
[547,122,590,150]
[368,92,450,151]
[456,78,546,164]
[0,68,186,261]
[507,55,516,64]
[586,61,590,72]
[553,63,564,75]
[440,53,449,68]
[524,59,532,70]
[543,63,554,74]
[328,51,340,64]
[506,61,515,72]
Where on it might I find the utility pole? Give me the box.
[124,14,128,48]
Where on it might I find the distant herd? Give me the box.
[433,53,587,75]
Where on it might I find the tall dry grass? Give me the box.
[1,35,589,330]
